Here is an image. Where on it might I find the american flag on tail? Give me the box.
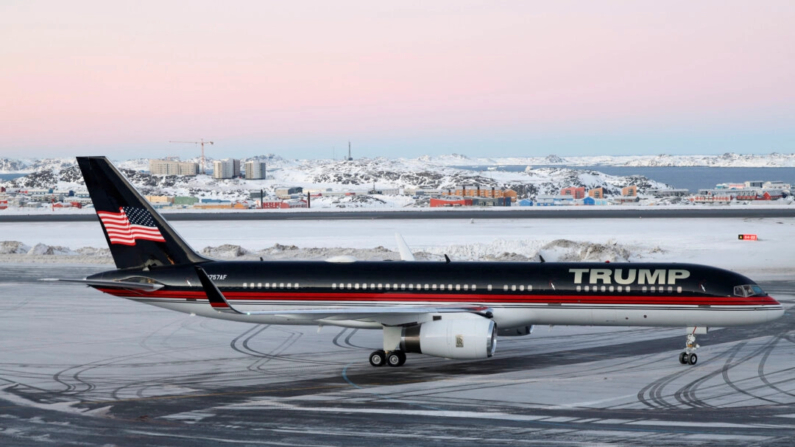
[97,207,166,246]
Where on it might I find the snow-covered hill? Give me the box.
[414,152,795,168]
[1,156,670,206]
[4,152,795,176]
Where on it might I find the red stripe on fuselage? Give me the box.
[94,288,779,307]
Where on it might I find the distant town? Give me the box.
[0,156,793,212]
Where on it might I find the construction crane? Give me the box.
[169,139,214,174]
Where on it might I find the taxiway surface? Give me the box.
[1,264,794,446]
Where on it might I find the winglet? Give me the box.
[195,266,243,314]
[395,233,416,261]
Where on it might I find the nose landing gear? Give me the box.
[678,332,699,365]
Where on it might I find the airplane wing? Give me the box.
[195,266,491,321]
[395,233,416,261]
[53,278,164,291]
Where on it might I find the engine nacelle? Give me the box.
[400,318,496,359]
[498,325,534,337]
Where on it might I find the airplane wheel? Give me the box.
[387,352,402,367]
[396,351,407,366]
[688,353,698,365]
[369,350,386,367]
[679,352,688,364]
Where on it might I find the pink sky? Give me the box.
[1,1,794,159]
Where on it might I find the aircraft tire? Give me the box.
[396,351,407,366]
[369,350,386,367]
[679,352,688,364]
[387,352,402,367]
[688,353,698,365]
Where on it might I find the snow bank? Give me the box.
[0,241,112,264]
[0,238,644,265]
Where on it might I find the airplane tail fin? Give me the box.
[76,156,209,270]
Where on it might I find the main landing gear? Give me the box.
[369,350,407,367]
[678,332,699,366]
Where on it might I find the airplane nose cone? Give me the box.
[767,296,785,322]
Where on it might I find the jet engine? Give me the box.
[400,318,496,359]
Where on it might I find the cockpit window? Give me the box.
[733,284,765,297]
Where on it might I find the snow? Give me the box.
[415,152,795,168]
[0,156,673,206]
[3,153,795,213]
[2,217,793,280]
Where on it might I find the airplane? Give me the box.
[62,156,784,368]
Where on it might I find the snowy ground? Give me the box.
[2,217,794,280]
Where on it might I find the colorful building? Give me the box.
[442,186,516,202]
[561,187,585,199]
[430,198,473,207]
[621,185,638,197]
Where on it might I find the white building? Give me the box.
[763,181,791,191]
[149,159,200,176]
[244,161,266,179]
[213,159,241,179]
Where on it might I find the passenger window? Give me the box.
[650,286,655,292]
[377,284,382,289]
[354,284,360,289]
[385,284,390,290]
[243,283,247,288]
[424,284,429,290]
[393,284,398,289]
[511,285,516,291]
[401,284,406,290]
[609,286,614,292]
[456,285,461,291]
[576,285,581,292]
[463,285,469,291]
[362,283,367,290]
[286,283,292,289]
[294,283,299,289]
[408,284,413,290]
[503,285,508,291]
[668,286,673,293]
[347,283,352,289]
[601,286,606,292]
[432,284,437,290]
[487,285,492,291]
[370,283,375,289]
[448,284,453,290]
[472,285,476,291]
[519,285,524,291]
[677,286,682,293]
[584,285,589,292]
[617,286,622,292]
[626,286,631,292]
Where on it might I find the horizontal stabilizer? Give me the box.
[54,278,164,291]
